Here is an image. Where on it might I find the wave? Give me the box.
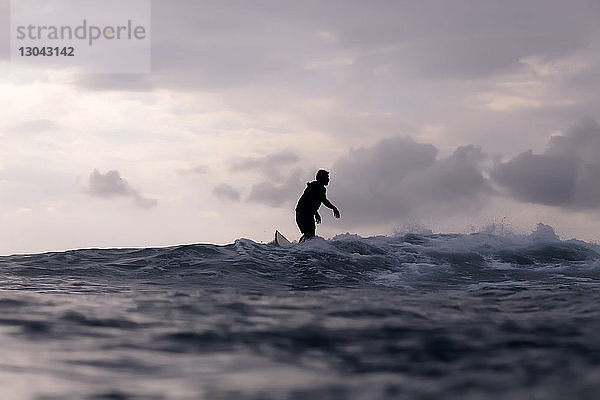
[2,224,600,290]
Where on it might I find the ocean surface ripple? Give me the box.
[1,227,600,399]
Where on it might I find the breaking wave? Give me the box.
[2,224,599,291]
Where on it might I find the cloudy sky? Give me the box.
[1,0,600,254]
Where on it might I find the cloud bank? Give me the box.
[491,119,600,209]
[70,0,597,95]
[332,137,493,227]
[230,136,493,227]
[233,118,600,229]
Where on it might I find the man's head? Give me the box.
[316,169,330,185]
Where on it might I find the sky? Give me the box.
[1,0,600,254]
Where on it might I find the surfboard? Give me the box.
[274,230,291,247]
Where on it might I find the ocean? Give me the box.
[1,225,600,399]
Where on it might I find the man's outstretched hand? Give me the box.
[333,208,341,218]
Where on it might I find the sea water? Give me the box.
[1,226,600,399]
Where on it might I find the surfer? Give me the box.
[295,169,340,242]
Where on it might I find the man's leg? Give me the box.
[296,210,315,242]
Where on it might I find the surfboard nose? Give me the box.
[274,230,291,246]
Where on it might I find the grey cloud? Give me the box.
[332,137,493,227]
[58,1,595,93]
[246,168,304,207]
[230,151,301,182]
[213,184,242,202]
[381,1,593,79]
[231,151,300,170]
[401,145,492,209]
[546,119,600,164]
[86,169,157,209]
[216,151,304,208]
[66,1,600,157]
[232,120,600,228]
[146,1,316,91]
[491,151,577,206]
[491,118,600,209]
[241,137,493,228]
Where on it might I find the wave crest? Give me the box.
[2,225,600,290]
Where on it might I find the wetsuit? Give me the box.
[295,181,326,237]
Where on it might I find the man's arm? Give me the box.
[322,198,341,218]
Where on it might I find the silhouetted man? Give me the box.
[296,169,340,242]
